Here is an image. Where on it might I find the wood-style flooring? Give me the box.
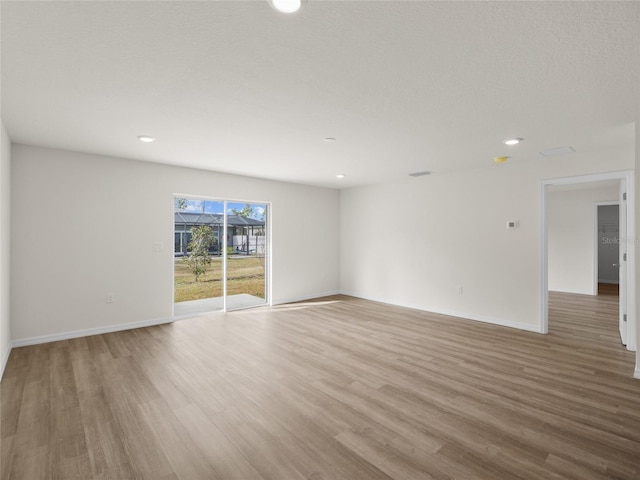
[598,283,620,296]
[1,292,639,479]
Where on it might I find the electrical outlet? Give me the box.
[106,293,114,303]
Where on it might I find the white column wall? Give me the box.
[0,122,11,377]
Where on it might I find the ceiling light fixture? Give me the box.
[268,0,303,14]
[336,174,345,179]
[137,135,156,143]
[323,137,337,143]
[503,138,523,146]
[494,156,510,164]
[408,171,431,177]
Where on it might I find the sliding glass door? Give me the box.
[174,196,268,316]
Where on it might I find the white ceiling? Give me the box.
[2,1,638,189]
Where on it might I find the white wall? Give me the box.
[11,145,340,342]
[0,122,11,377]
[547,185,619,294]
[341,147,634,332]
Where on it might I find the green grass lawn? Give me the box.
[174,256,265,303]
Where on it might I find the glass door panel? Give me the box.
[225,202,268,310]
[174,198,225,316]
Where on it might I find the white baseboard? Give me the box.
[272,290,340,306]
[10,316,175,348]
[4,291,340,366]
[339,290,543,333]
[1,342,12,380]
[549,287,598,296]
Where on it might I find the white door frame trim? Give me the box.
[540,170,636,353]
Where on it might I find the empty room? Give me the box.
[1,1,640,479]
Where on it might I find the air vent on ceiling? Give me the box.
[539,146,575,157]
[409,171,431,177]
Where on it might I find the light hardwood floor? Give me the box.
[1,293,639,479]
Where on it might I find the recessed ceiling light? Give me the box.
[324,137,336,143]
[336,174,345,179]
[268,0,303,14]
[503,138,523,146]
[494,156,510,164]
[137,135,156,143]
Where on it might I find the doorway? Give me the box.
[541,171,635,352]
[173,196,269,317]
[596,203,620,296]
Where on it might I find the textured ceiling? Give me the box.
[1,1,639,188]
